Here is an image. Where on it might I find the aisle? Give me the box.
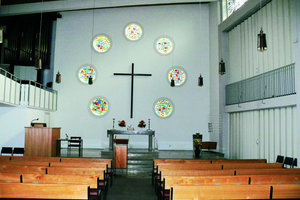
[106,175,156,200]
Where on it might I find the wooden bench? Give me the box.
[47,166,106,176]
[211,159,267,163]
[0,172,21,183]
[250,174,300,185]
[272,184,300,199]
[236,168,300,175]
[0,182,88,199]
[222,163,283,169]
[0,156,11,160]
[50,161,108,168]
[0,160,51,166]
[170,185,271,200]
[0,165,46,174]
[11,156,61,162]
[157,163,223,170]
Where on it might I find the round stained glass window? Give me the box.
[155,37,174,55]
[154,98,174,118]
[124,23,143,41]
[78,65,96,84]
[90,97,109,117]
[92,35,111,53]
[168,67,186,86]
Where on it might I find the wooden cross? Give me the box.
[114,63,152,118]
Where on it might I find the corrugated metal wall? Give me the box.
[227,0,297,162]
[228,0,295,84]
[229,106,297,163]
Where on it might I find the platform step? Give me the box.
[127,159,153,165]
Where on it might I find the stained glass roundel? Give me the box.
[154,98,174,118]
[155,37,174,55]
[124,23,143,41]
[90,97,109,117]
[168,67,186,86]
[92,34,111,53]
[78,65,96,84]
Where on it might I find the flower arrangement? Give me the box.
[118,120,126,127]
[138,120,146,128]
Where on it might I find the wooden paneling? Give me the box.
[25,127,60,157]
[115,145,127,169]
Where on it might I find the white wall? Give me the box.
[53,4,210,150]
[228,0,295,84]
[229,106,298,163]
[0,106,52,148]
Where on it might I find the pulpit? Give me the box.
[25,125,60,157]
[113,139,128,169]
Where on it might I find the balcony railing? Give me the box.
[0,67,57,111]
[0,67,22,106]
[226,63,295,105]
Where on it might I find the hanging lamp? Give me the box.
[55,71,61,83]
[257,28,267,52]
[198,74,203,87]
[170,78,175,87]
[219,59,226,75]
[88,76,93,85]
[36,0,44,70]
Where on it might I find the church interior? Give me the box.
[0,0,299,199]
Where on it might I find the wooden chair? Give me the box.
[1,147,13,156]
[68,136,82,156]
[276,155,284,163]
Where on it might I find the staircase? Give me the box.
[101,149,158,177]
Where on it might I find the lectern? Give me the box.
[113,139,128,169]
[25,125,60,157]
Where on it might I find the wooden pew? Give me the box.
[0,160,50,166]
[272,184,300,199]
[222,163,283,169]
[47,166,106,176]
[11,156,61,162]
[250,174,300,185]
[160,169,235,177]
[0,172,21,183]
[236,168,300,175]
[0,165,46,174]
[0,156,11,160]
[170,185,271,200]
[50,161,108,168]
[211,159,267,163]
[0,182,88,199]
[157,163,222,170]
[22,173,99,188]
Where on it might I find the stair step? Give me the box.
[127,160,153,165]
[127,164,153,170]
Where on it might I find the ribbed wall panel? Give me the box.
[228,0,294,84]
[229,106,297,163]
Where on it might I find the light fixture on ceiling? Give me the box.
[257,0,267,52]
[55,71,61,84]
[219,59,225,75]
[198,74,203,87]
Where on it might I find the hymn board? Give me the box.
[114,63,152,118]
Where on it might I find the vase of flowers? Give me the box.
[118,120,126,127]
[138,120,146,128]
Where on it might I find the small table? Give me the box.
[107,129,155,151]
[56,138,83,157]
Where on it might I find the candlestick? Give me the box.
[148,118,151,130]
[113,118,115,129]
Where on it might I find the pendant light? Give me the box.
[88,76,93,85]
[219,59,226,75]
[170,78,175,87]
[257,28,267,52]
[198,74,203,87]
[55,71,61,83]
[257,0,267,52]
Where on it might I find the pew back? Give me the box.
[272,184,300,199]
[158,163,222,170]
[47,166,105,176]
[161,169,235,177]
[250,174,300,185]
[236,168,300,175]
[0,160,50,166]
[0,172,20,183]
[0,182,88,199]
[222,163,283,169]
[171,185,271,200]
[0,165,46,174]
